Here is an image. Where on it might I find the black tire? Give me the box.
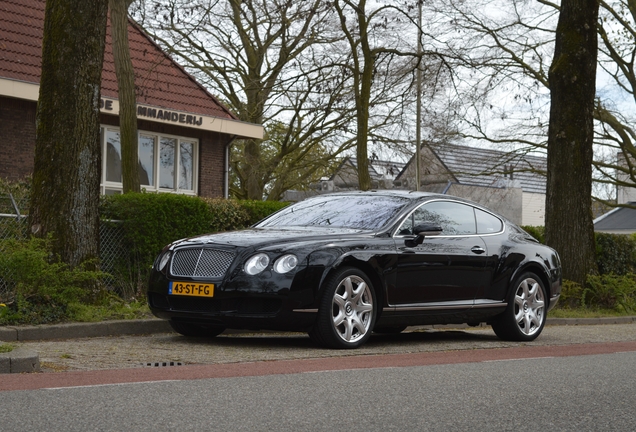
[309,267,376,349]
[491,272,547,341]
[169,320,225,338]
[373,326,407,334]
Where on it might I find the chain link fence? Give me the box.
[0,193,130,302]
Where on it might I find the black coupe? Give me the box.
[148,190,562,349]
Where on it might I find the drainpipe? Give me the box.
[224,136,236,199]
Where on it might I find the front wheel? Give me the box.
[309,267,376,349]
[491,272,547,341]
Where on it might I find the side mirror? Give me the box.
[404,224,443,247]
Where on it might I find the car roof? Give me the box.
[307,190,514,225]
[315,189,442,200]
[311,189,481,205]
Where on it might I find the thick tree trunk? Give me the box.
[244,138,264,200]
[110,0,139,193]
[546,0,600,285]
[29,0,108,268]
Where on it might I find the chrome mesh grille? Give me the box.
[171,248,235,278]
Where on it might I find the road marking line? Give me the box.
[43,380,181,390]
[482,356,555,362]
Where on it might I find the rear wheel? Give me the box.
[309,267,376,349]
[491,272,547,341]
[169,320,225,338]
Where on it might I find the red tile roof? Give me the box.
[0,0,236,120]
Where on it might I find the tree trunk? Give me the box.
[356,46,373,191]
[110,0,139,193]
[29,0,108,268]
[244,138,264,200]
[545,0,600,285]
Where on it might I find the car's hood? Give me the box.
[171,226,375,250]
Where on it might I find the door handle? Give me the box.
[471,246,486,254]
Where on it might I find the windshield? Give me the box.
[255,194,411,230]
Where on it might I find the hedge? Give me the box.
[521,226,636,276]
[595,232,636,276]
[100,193,290,295]
[100,193,213,267]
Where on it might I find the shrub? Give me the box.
[595,232,636,276]
[100,194,290,298]
[582,273,636,312]
[556,279,584,309]
[0,236,105,324]
[101,192,213,267]
[100,193,215,299]
[518,227,636,276]
[520,225,545,244]
[555,274,636,312]
[203,198,251,232]
[239,200,289,225]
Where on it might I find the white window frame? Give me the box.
[100,126,198,196]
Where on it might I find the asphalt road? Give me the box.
[1,350,635,431]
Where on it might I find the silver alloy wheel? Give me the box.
[331,275,374,343]
[514,277,545,336]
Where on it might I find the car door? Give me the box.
[390,200,491,306]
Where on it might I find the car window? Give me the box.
[476,208,503,234]
[397,201,477,235]
[256,195,411,230]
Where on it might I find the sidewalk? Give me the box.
[2,316,636,374]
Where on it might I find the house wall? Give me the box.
[0,97,226,198]
[332,162,360,189]
[0,96,36,181]
[617,152,636,204]
[394,146,454,190]
[447,183,523,224]
[522,192,545,226]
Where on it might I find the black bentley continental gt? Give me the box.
[148,190,562,349]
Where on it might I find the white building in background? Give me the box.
[394,143,547,226]
[617,152,636,205]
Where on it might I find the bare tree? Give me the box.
[30,0,109,268]
[428,0,636,204]
[134,0,355,199]
[330,0,433,190]
[110,0,140,193]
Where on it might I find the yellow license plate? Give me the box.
[169,281,214,297]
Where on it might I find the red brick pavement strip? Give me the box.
[2,341,636,392]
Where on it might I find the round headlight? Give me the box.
[158,251,172,271]
[273,254,298,274]
[244,253,270,275]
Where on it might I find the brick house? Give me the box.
[0,0,262,198]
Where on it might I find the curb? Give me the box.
[0,347,40,374]
[0,319,172,374]
[0,319,173,343]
